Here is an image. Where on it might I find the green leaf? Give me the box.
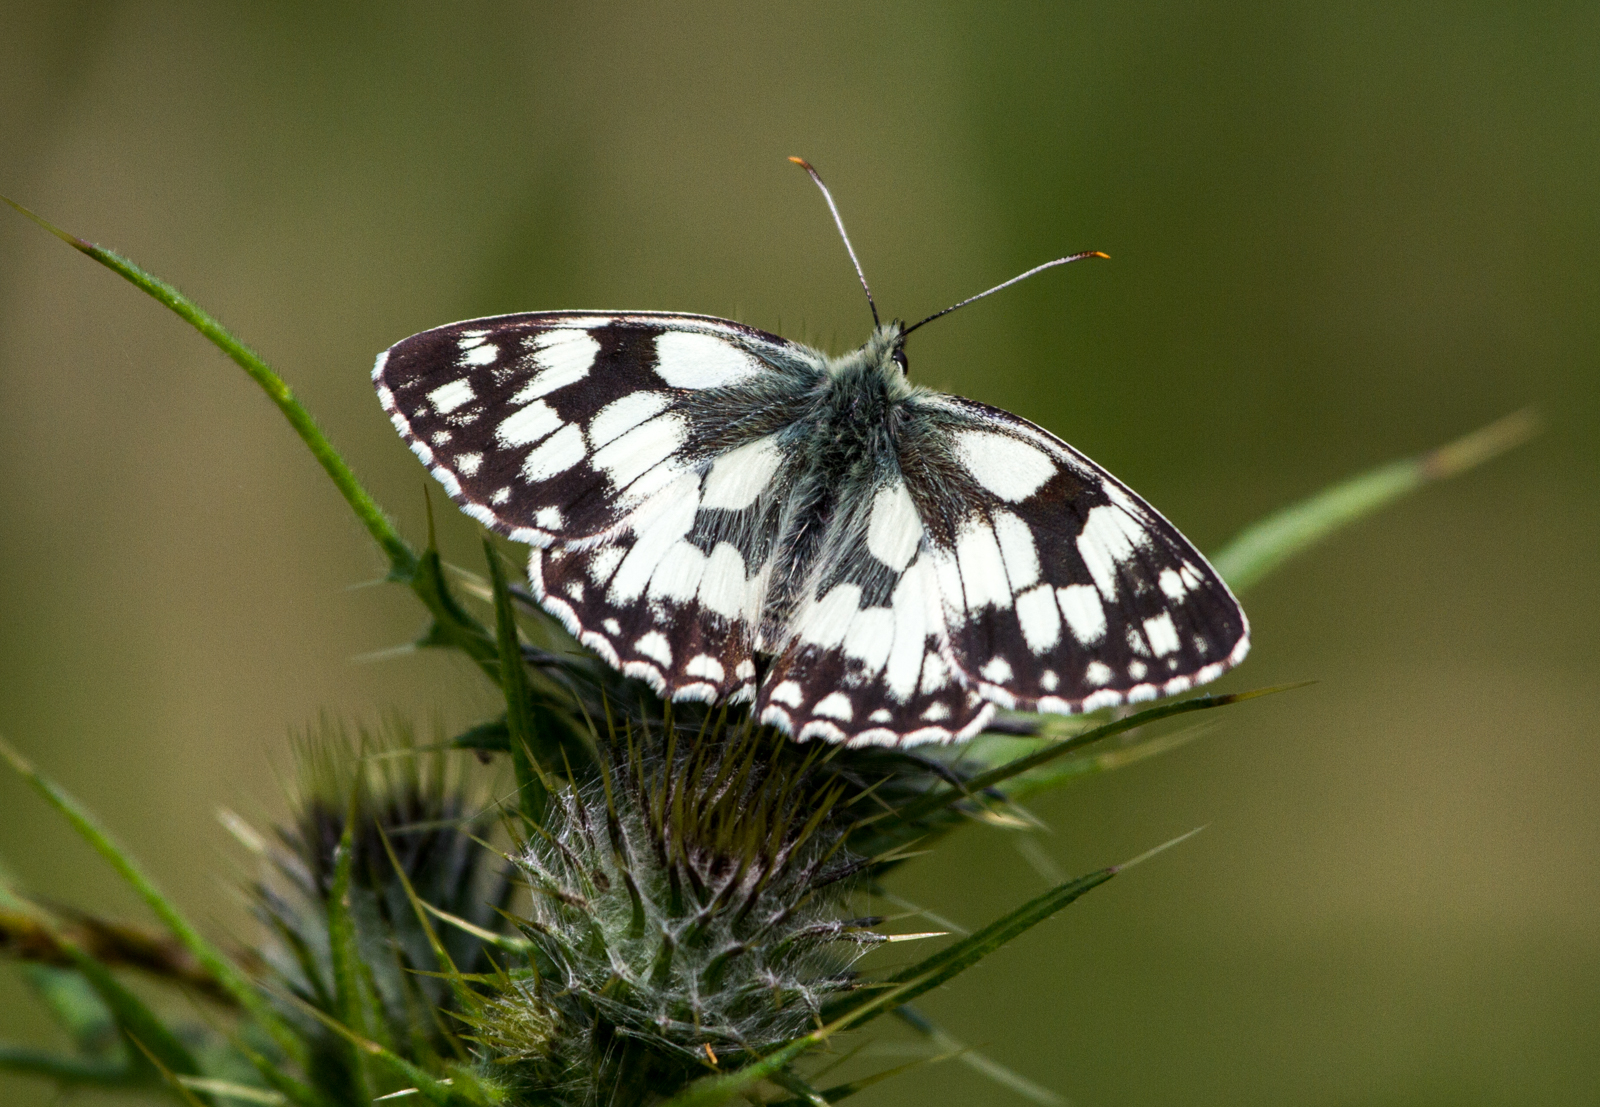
[22,965,120,1057]
[56,936,205,1091]
[0,736,304,1066]
[449,716,509,753]
[1211,409,1536,594]
[484,538,552,823]
[823,867,1115,1025]
[326,789,373,1104]
[885,686,1293,830]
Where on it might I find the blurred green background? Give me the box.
[2,3,1596,1104]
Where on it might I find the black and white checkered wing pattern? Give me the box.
[375,312,821,702]
[918,397,1249,719]
[755,395,1249,746]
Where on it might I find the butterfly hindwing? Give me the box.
[909,395,1249,716]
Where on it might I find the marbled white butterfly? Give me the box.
[373,160,1248,746]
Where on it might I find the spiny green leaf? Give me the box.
[823,867,1115,1025]
[886,686,1294,829]
[0,736,304,1066]
[893,1004,1062,1106]
[1211,408,1536,593]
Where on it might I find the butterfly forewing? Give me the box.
[373,311,815,545]
[375,311,824,704]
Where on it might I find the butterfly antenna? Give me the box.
[903,250,1109,336]
[789,156,879,328]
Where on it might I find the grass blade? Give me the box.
[1211,408,1537,593]
[0,736,304,1064]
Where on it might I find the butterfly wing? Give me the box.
[754,393,1248,746]
[375,311,822,701]
[913,395,1249,720]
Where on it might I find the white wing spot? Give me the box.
[1040,668,1059,691]
[980,656,1014,684]
[813,692,853,722]
[634,631,672,666]
[1144,612,1181,657]
[459,342,499,367]
[686,655,725,682]
[1085,661,1114,687]
[647,540,707,605]
[702,435,783,510]
[431,430,452,446]
[1159,568,1188,600]
[1125,624,1151,657]
[869,708,893,723]
[1128,659,1148,680]
[536,506,563,529]
[497,400,561,448]
[593,414,687,491]
[654,331,763,388]
[428,379,476,415]
[735,659,756,681]
[1076,504,1149,601]
[992,510,1040,591]
[697,542,751,621]
[884,559,932,703]
[919,652,951,694]
[955,430,1057,502]
[603,618,622,636]
[1015,583,1062,654]
[491,487,511,506]
[797,584,862,650]
[866,480,923,572]
[841,607,895,676]
[565,581,583,601]
[1056,584,1107,646]
[454,452,483,476]
[520,423,586,482]
[609,476,699,602]
[770,680,804,708]
[586,546,625,585]
[508,330,599,402]
[955,518,1012,610]
[921,702,952,722]
[590,391,670,449]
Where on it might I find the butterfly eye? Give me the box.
[892,348,909,375]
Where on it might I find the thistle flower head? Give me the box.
[474,713,885,1102]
